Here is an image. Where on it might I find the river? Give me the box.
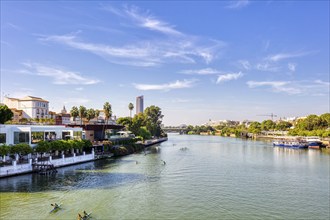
[1,134,329,219]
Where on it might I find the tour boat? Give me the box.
[273,139,308,149]
[305,137,326,149]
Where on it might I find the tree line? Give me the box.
[116,105,166,140]
[186,113,330,138]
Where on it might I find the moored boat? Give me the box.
[305,137,326,149]
[273,138,308,149]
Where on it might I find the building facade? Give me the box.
[136,95,144,114]
[0,125,83,146]
[4,96,49,119]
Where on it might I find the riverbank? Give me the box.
[0,137,168,178]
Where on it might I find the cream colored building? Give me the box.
[4,96,49,119]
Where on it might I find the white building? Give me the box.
[4,96,49,119]
[0,125,82,146]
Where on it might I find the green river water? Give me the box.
[1,134,329,219]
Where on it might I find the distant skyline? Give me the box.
[1,1,329,125]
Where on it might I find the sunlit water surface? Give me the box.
[1,134,329,219]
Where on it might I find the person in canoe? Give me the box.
[51,203,60,208]
[50,203,61,213]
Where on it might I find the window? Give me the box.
[73,131,82,140]
[14,132,30,144]
[31,132,44,144]
[0,133,6,144]
[45,132,56,140]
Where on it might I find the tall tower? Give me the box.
[136,95,144,114]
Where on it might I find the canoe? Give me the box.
[49,204,61,213]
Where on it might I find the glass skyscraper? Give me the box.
[136,95,144,114]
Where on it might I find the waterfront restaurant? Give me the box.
[0,125,83,146]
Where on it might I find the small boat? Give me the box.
[273,138,308,149]
[305,137,326,149]
[78,211,92,220]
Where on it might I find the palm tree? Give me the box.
[103,102,112,125]
[103,102,112,139]
[95,109,100,122]
[128,103,134,118]
[70,106,79,124]
[86,108,96,123]
[78,106,87,126]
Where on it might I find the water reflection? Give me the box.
[0,159,146,193]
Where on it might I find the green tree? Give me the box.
[95,109,100,120]
[248,122,261,134]
[78,106,87,125]
[319,113,330,128]
[128,103,134,118]
[117,117,132,130]
[70,106,79,123]
[11,143,33,156]
[137,127,151,140]
[35,141,51,153]
[0,144,11,157]
[131,113,146,136]
[86,108,96,123]
[144,105,164,137]
[275,121,292,131]
[261,120,276,131]
[0,105,13,124]
[103,102,112,124]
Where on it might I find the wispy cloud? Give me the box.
[247,80,301,94]
[4,22,22,31]
[288,63,296,72]
[40,32,223,66]
[247,79,330,96]
[266,51,313,62]
[226,0,250,9]
[21,62,100,85]
[123,5,183,36]
[74,4,225,66]
[255,62,281,72]
[180,68,221,75]
[216,72,243,84]
[134,79,197,91]
[238,60,251,70]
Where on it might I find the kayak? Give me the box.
[49,204,61,213]
[78,212,92,220]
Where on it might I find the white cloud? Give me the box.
[75,87,84,91]
[266,51,312,62]
[288,63,296,72]
[64,5,225,66]
[21,62,100,85]
[216,72,243,84]
[247,81,301,95]
[255,62,281,72]
[180,68,221,75]
[134,79,197,91]
[314,80,330,87]
[226,0,250,9]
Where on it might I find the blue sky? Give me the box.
[1,1,329,126]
